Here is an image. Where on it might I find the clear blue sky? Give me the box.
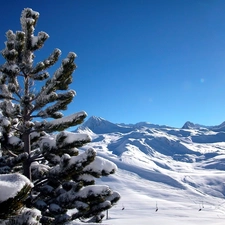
[1,0,225,127]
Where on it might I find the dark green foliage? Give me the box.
[0,183,32,219]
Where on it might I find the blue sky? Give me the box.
[1,0,225,127]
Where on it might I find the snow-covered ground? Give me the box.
[99,170,225,225]
[74,116,225,224]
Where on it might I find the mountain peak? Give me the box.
[182,121,196,129]
[86,116,107,125]
[78,116,132,134]
[83,116,109,128]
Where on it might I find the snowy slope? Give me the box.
[75,116,225,224]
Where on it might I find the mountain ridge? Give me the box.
[80,116,225,132]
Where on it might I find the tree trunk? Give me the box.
[23,132,31,181]
[23,74,32,181]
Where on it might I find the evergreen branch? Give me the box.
[30,153,44,161]
[33,178,48,189]
[34,111,87,132]
[7,150,18,157]
[0,94,18,101]
[14,90,22,100]
[31,48,61,74]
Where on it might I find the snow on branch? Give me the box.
[36,90,76,119]
[0,174,33,219]
[49,148,96,180]
[0,173,33,203]
[34,111,87,132]
[76,185,112,200]
[37,97,74,119]
[31,48,61,74]
[36,51,76,99]
[34,91,58,110]
[20,8,39,34]
[83,156,117,177]
[31,31,49,50]
[56,131,91,148]
[5,208,41,225]
[32,71,49,81]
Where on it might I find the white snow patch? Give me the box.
[0,173,33,203]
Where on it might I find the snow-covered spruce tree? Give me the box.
[0,8,120,224]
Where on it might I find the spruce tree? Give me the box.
[0,8,120,224]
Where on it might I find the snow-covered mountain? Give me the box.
[182,120,225,132]
[77,116,133,134]
[75,116,225,224]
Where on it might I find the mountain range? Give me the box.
[75,116,225,224]
[77,116,225,188]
